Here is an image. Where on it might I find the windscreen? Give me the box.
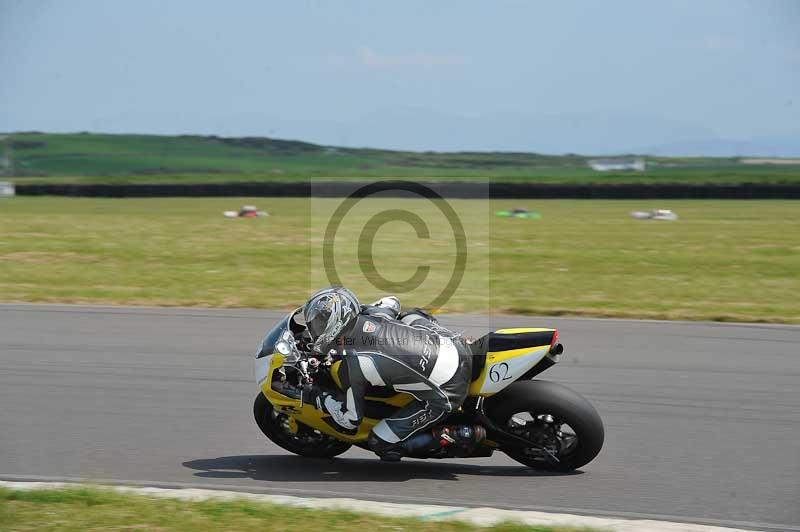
[255,316,290,359]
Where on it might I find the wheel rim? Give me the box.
[506,411,579,465]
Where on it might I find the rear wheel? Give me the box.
[253,393,351,458]
[485,380,604,471]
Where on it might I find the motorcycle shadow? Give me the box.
[182,454,582,482]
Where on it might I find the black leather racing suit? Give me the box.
[315,308,472,446]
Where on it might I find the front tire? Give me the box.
[253,393,351,458]
[485,380,604,471]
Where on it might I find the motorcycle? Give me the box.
[253,309,604,471]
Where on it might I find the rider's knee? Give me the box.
[370,419,401,445]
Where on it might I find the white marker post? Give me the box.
[0,181,15,198]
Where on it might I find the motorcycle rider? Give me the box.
[300,286,481,461]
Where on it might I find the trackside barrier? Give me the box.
[13,182,800,199]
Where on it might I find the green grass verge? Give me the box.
[0,487,591,532]
[4,132,799,184]
[1,197,798,323]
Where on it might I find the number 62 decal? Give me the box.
[489,362,513,382]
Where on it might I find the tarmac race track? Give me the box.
[1,305,798,531]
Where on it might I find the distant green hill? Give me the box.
[2,132,799,184]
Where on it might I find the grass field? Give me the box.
[4,132,800,184]
[0,487,583,532]
[1,197,798,322]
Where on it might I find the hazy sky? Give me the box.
[2,0,799,153]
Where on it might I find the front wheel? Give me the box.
[253,393,351,458]
[485,380,604,471]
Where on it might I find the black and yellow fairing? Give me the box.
[256,327,558,443]
[258,353,395,443]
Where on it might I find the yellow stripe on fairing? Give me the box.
[486,345,551,364]
[494,327,554,334]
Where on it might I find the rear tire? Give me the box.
[253,393,351,458]
[485,380,604,471]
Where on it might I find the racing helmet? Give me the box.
[303,286,360,352]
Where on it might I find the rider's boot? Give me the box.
[368,425,486,461]
[367,433,405,462]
